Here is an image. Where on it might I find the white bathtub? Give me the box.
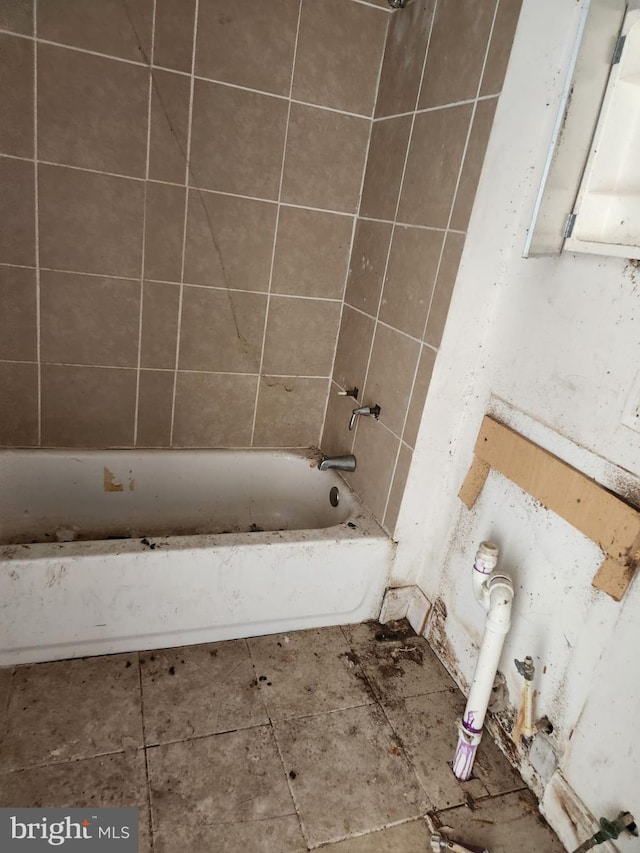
[0,449,393,665]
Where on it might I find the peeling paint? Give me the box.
[103,467,124,492]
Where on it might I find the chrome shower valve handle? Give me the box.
[348,404,381,431]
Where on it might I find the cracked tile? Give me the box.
[0,653,143,771]
[248,626,373,721]
[140,639,268,744]
[275,704,429,847]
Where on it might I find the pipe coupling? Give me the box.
[482,575,514,631]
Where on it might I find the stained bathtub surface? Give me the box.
[0,449,392,666]
[0,448,352,545]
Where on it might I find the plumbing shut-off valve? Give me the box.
[572,811,638,852]
[514,656,535,681]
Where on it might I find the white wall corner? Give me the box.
[542,770,619,853]
[406,585,432,637]
[378,586,415,623]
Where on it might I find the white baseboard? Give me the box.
[379,585,432,634]
[379,586,414,623]
[407,586,432,637]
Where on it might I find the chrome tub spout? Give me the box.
[318,454,357,472]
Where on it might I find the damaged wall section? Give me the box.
[390,0,640,849]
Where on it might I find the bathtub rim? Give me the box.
[0,504,389,563]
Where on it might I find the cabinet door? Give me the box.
[523,0,627,258]
[564,11,640,258]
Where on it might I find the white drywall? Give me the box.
[393,0,640,848]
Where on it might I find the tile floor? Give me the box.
[0,620,566,852]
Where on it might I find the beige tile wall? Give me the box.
[0,0,521,538]
[0,0,389,448]
[322,0,522,534]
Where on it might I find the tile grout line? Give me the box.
[244,637,311,848]
[354,0,438,520]
[0,262,353,303]
[277,199,353,218]
[350,0,393,10]
[132,0,157,447]
[2,32,377,120]
[0,358,334,381]
[9,32,152,65]
[318,0,392,449]
[315,371,335,450]
[169,0,200,447]
[373,91,500,123]
[288,95,369,121]
[378,0,444,526]
[0,28,384,119]
[306,817,429,851]
[249,0,304,447]
[0,747,145,777]
[33,3,41,445]
[185,75,375,122]
[175,287,342,304]
[335,626,436,823]
[359,213,467,234]
[263,695,383,727]
[1,667,16,739]
[376,5,442,517]
[342,302,440,350]
[317,193,356,442]
[269,717,312,849]
[136,651,155,850]
[5,150,458,224]
[0,152,151,181]
[371,680,438,809]
[0,442,322,452]
[417,0,501,338]
[380,0,501,526]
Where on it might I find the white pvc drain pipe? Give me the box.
[453,541,514,781]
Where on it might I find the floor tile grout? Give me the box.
[271,719,311,850]
[369,678,438,811]
[309,816,430,851]
[0,746,145,776]
[334,626,444,835]
[246,633,311,849]
[0,624,563,852]
[136,649,155,850]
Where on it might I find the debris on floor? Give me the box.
[0,621,565,852]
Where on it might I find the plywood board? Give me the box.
[459,416,640,600]
[459,456,490,509]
